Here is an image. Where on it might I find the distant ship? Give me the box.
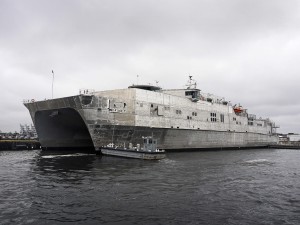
[24,76,278,151]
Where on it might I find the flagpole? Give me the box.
[52,70,54,99]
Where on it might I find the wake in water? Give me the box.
[245,159,269,163]
[41,153,91,159]
[243,158,275,166]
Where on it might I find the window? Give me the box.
[220,114,224,123]
[176,110,182,115]
[210,112,217,122]
[186,91,198,98]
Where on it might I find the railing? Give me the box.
[23,99,36,103]
[79,89,95,95]
[248,114,256,119]
[200,92,229,105]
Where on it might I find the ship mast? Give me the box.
[186,76,197,89]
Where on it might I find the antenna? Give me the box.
[186,75,197,89]
[51,70,54,99]
[136,75,139,85]
[155,80,159,86]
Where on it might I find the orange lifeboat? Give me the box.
[233,106,243,114]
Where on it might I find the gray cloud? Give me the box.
[1,0,300,133]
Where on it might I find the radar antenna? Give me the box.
[186,75,197,89]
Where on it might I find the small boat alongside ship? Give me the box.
[99,137,166,160]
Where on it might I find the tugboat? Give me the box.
[99,137,166,160]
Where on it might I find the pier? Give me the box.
[269,144,300,150]
[0,140,41,150]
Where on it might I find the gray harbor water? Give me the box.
[0,149,299,225]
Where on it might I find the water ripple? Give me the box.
[0,149,299,224]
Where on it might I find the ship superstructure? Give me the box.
[24,77,278,151]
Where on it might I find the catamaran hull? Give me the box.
[31,108,277,151]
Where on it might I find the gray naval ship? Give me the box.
[24,76,278,151]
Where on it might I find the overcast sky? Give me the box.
[1,0,300,133]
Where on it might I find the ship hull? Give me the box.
[34,108,94,150]
[31,107,277,151]
[91,125,277,151]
